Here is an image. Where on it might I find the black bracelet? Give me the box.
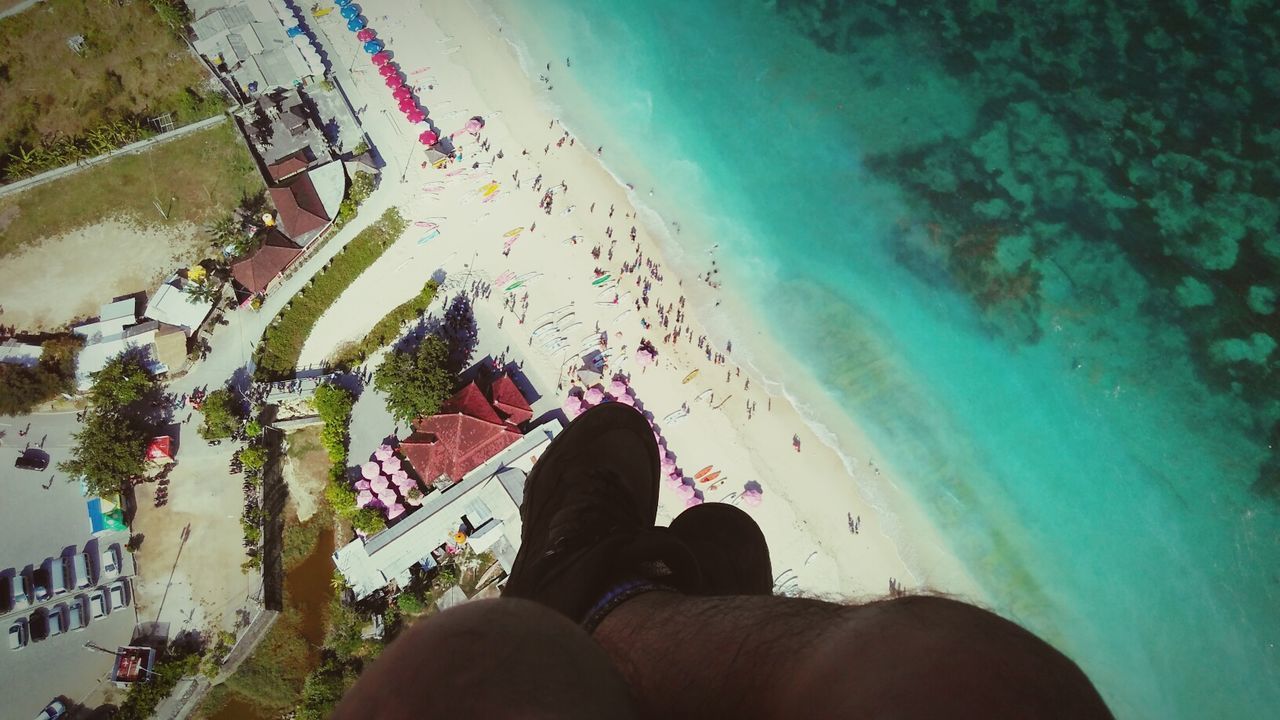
[581,579,673,634]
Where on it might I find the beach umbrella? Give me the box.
[371,475,389,493]
[387,502,406,520]
[615,392,635,406]
[391,469,411,484]
[664,474,684,489]
[334,0,352,6]
[398,98,416,113]
[419,130,439,146]
[584,386,605,405]
[377,487,398,505]
[393,85,413,100]
[356,489,375,508]
[406,108,426,123]
[371,50,391,66]
[742,488,763,506]
[660,456,676,474]
[385,75,403,89]
[378,63,398,77]
[356,28,376,42]
[635,347,655,366]
[354,479,371,491]
[675,483,695,499]
[360,461,380,480]
[381,455,402,473]
[404,490,423,507]
[609,378,629,396]
[340,5,359,19]
[347,16,366,31]
[363,39,383,54]
[562,395,584,419]
[374,445,393,461]
[466,116,484,133]
[685,495,704,508]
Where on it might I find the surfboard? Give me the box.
[504,227,524,237]
[699,471,721,484]
[591,274,612,286]
[694,465,713,479]
[682,369,700,384]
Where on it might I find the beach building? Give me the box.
[230,230,304,297]
[246,87,332,170]
[191,0,323,98]
[0,339,43,368]
[267,161,345,244]
[333,374,551,599]
[333,423,561,600]
[71,300,181,390]
[142,275,215,337]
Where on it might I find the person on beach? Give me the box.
[333,405,1112,720]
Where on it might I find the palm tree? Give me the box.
[207,214,241,249]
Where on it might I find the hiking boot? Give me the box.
[504,403,700,622]
[670,502,773,595]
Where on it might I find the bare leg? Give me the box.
[331,598,638,719]
[594,592,1112,720]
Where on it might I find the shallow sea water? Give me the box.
[482,1,1280,716]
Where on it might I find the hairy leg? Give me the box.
[594,591,1113,720]
[331,598,638,720]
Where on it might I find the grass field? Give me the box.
[0,121,261,257]
[0,0,218,163]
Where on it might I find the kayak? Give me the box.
[694,465,713,479]
[682,369,700,384]
[504,227,524,237]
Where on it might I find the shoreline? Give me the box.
[305,0,981,601]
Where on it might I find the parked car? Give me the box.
[88,589,109,620]
[32,563,52,602]
[29,608,49,642]
[45,604,68,638]
[7,618,26,650]
[35,700,67,720]
[73,551,92,589]
[101,544,122,579]
[13,572,32,608]
[45,556,72,596]
[67,596,89,632]
[14,451,48,471]
[107,580,130,610]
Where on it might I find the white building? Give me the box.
[333,423,562,600]
[143,275,215,336]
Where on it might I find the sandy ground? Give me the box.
[130,427,260,638]
[299,0,981,601]
[0,218,202,329]
[281,425,330,523]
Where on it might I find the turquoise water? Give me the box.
[481,1,1280,716]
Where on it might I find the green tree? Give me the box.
[87,353,155,409]
[374,336,455,425]
[206,213,241,249]
[395,592,425,614]
[314,384,355,463]
[115,651,200,720]
[199,389,243,440]
[0,363,61,415]
[239,445,266,471]
[58,411,148,497]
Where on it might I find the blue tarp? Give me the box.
[87,498,104,534]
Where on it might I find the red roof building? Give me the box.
[488,374,533,425]
[267,149,310,182]
[231,231,303,295]
[269,172,329,240]
[399,376,530,486]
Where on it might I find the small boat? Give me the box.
[682,369,700,384]
[694,466,713,479]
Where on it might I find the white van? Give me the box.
[47,558,72,596]
[72,552,92,589]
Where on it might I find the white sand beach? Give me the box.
[301,0,980,602]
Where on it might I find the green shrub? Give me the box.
[199,388,243,439]
[239,445,266,470]
[331,280,439,368]
[254,207,407,380]
[115,651,200,720]
[396,592,425,614]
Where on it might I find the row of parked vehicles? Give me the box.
[7,579,131,650]
[2,545,122,613]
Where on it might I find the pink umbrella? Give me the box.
[381,455,402,473]
[465,117,483,133]
[360,461,380,480]
[386,502,406,520]
[660,456,676,473]
[419,129,438,146]
[375,444,394,460]
[666,467,683,484]
[584,386,605,405]
[675,483,695,499]
[391,469,410,485]
[742,489,763,506]
[385,75,403,89]
[378,63,399,78]
[406,108,426,123]
[609,378,628,396]
[685,495,704,508]
[356,489,375,508]
[356,28,376,42]
[562,395,584,419]
[354,479,371,491]
[371,50,391,66]
[398,98,416,113]
[393,85,413,101]
[371,475,389,493]
[664,474,684,489]
[635,348,655,366]
[615,392,635,406]
[377,488,398,505]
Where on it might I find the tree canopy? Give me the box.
[58,351,161,497]
[374,336,455,425]
[0,336,82,415]
[199,388,243,440]
[87,352,155,410]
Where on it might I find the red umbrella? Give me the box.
[419,130,438,146]
[393,85,413,101]
[406,108,426,123]
[356,28,376,42]
[378,63,398,78]
[398,98,416,113]
[385,75,403,89]
[371,51,391,66]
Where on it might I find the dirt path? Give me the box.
[0,218,201,329]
